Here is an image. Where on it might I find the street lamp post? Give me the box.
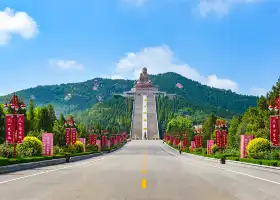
[4,93,26,158]
[268,91,280,148]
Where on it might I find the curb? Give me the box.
[69,152,103,162]
[162,143,280,172]
[0,142,127,174]
[0,158,66,174]
[102,142,127,154]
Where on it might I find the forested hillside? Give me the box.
[73,95,133,134]
[0,72,257,116]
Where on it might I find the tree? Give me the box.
[166,116,193,139]
[26,99,35,133]
[227,115,242,149]
[47,104,57,128]
[59,113,65,125]
[201,113,217,146]
[38,107,51,132]
[52,120,65,146]
[77,123,87,138]
[0,105,5,143]
[27,99,35,121]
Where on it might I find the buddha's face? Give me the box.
[142,68,147,74]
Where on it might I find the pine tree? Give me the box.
[47,104,57,127]
[59,113,65,125]
[201,113,217,146]
[27,99,35,121]
[228,115,242,149]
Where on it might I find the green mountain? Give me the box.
[0,72,258,116]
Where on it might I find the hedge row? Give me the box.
[190,152,280,167]
[0,150,100,166]
[166,142,280,168]
[0,141,127,167]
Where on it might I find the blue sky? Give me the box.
[0,0,279,96]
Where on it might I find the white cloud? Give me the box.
[113,45,239,92]
[122,0,147,6]
[249,87,267,96]
[0,7,38,45]
[49,60,84,70]
[198,0,265,17]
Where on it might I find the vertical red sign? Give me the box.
[5,114,14,144]
[198,135,202,147]
[222,130,227,148]
[240,135,254,158]
[207,140,214,154]
[42,133,53,156]
[16,114,25,144]
[191,141,196,149]
[216,130,221,148]
[89,134,93,145]
[71,128,77,144]
[102,135,106,147]
[270,116,279,146]
[93,134,97,145]
[183,137,188,147]
[65,128,71,145]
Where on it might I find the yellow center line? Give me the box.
[142,178,147,189]
[141,151,147,189]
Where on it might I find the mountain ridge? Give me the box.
[0,72,258,116]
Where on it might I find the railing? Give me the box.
[154,95,160,139]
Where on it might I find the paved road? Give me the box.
[0,140,280,200]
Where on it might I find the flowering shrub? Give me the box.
[247,138,271,159]
[0,143,13,158]
[17,136,43,156]
[211,144,218,154]
[86,144,99,152]
[54,145,64,155]
[74,141,84,153]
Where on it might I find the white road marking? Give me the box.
[0,157,105,185]
[160,144,280,186]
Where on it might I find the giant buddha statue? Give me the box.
[137,67,151,84]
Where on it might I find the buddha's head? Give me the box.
[142,67,147,74]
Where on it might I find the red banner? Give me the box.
[102,136,106,147]
[42,133,53,156]
[240,135,254,158]
[89,134,93,145]
[183,137,188,147]
[5,115,14,144]
[191,141,196,149]
[194,135,202,147]
[207,140,214,154]
[270,115,279,146]
[16,114,24,144]
[93,134,96,145]
[71,128,77,144]
[216,130,221,148]
[222,130,227,148]
[65,128,71,145]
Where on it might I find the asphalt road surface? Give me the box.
[0,140,280,200]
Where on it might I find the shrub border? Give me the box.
[163,142,280,171]
[0,141,127,174]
